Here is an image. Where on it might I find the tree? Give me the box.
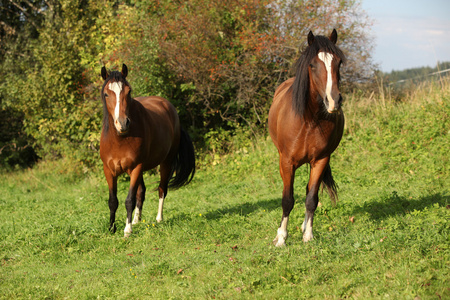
[0,0,53,167]
[0,0,120,165]
[140,0,375,143]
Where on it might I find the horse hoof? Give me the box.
[124,228,132,238]
[273,236,286,247]
[303,233,313,242]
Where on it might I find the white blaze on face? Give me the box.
[318,52,336,112]
[108,81,124,122]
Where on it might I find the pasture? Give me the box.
[1,82,449,299]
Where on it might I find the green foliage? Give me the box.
[0,83,449,298]
[0,0,376,166]
[0,106,37,169]
[0,0,134,167]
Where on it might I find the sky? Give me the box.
[361,0,450,72]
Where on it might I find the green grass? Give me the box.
[1,81,449,299]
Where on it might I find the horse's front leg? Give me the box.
[273,157,295,247]
[124,165,143,237]
[302,158,329,242]
[103,165,118,233]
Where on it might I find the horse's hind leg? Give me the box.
[132,177,146,225]
[156,163,171,223]
[273,157,295,247]
[302,158,329,242]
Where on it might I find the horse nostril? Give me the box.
[126,118,130,127]
[338,94,343,106]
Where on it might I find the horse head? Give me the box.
[292,29,346,117]
[101,64,131,135]
[307,29,344,114]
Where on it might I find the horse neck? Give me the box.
[306,89,339,124]
[299,88,321,121]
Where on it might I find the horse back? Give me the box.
[136,96,178,120]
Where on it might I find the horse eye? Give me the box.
[310,64,315,69]
[104,93,108,98]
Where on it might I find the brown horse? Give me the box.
[268,29,346,246]
[100,64,195,237]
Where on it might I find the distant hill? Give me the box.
[382,61,450,85]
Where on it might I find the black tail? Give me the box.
[168,128,196,189]
[322,163,338,205]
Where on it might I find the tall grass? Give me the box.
[0,79,448,299]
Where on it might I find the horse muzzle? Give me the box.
[114,117,130,135]
[326,94,342,114]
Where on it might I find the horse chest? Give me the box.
[100,137,144,176]
[286,119,342,164]
[104,153,138,177]
[310,120,343,157]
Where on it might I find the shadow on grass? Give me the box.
[204,197,280,220]
[352,191,449,220]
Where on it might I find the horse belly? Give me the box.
[139,98,179,171]
[140,137,174,171]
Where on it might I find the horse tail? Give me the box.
[322,163,338,205]
[168,128,196,189]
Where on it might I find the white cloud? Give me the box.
[371,16,450,71]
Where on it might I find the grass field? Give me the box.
[1,81,449,299]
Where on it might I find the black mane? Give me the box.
[101,70,130,132]
[291,34,346,118]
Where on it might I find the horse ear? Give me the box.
[121,64,128,79]
[329,29,338,44]
[101,66,108,80]
[307,31,315,46]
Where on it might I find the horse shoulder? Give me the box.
[269,78,307,159]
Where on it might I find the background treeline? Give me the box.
[383,61,450,82]
[0,0,376,169]
[381,61,450,91]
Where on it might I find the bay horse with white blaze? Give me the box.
[268,29,346,246]
[100,64,195,237]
